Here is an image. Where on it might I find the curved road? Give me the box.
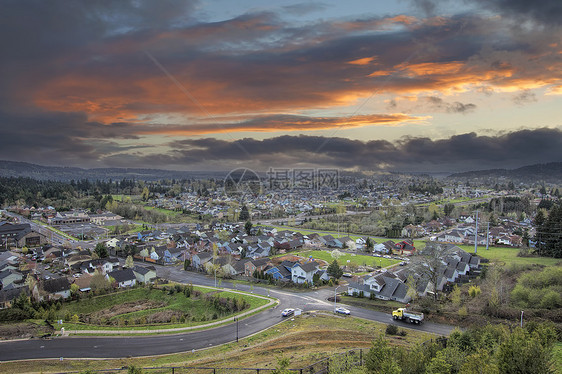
[0,266,457,361]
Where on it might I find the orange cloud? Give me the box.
[135,113,428,136]
[348,56,377,65]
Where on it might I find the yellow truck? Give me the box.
[392,307,424,324]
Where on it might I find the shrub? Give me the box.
[468,285,481,298]
[386,324,398,335]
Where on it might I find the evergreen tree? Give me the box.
[327,260,343,279]
[239,205,250,221]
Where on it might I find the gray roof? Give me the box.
[132,265,154,276]
[108,269,136,283]
[298,261,319,273]
[42,277,71,293]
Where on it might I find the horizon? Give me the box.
[0,1,561,172]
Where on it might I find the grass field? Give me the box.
[449,244,562,267]
[292,249,400,268]
[59,286,270,331]
[0,313,436,373]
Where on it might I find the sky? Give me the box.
[0,0,561,173]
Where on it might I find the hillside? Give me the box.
[447,162,562,184]
[0,160,225,181]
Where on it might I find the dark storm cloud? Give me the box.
[474,0,562,27]
[123,127,562,172]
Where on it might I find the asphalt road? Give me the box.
[0,265,457,361]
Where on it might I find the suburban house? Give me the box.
[0,285,29,309]
[0,269,24,289]
[108,269,137,288]
[393,241,416,256]
[132,265,157,284]
[191,252,213,270]
[34,277,71,301]
[291,261,319,284]
[347,273,410,303]
[244,258,271,277]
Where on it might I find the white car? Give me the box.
[335,307,351,315]
[281,308,295,317]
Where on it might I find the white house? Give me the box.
[291,262,319,284]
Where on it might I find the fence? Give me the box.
[53,349,364,374]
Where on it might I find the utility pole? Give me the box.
[486,221,490,250]
[474,210,478,254]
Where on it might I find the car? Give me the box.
[342,273,352,278]
[281,308,295,317]
[335,307,351,315]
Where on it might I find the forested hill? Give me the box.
[447,162,562,184]
[0,160,225,181]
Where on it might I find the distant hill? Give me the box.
[0,160,226,181]
[447,162,562,184]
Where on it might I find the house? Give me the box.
[393,241,416,256]
[0,269,24,289]
[192,252,213,270]
[245,258,271,277]
[291,261,319,284]
[339,237,355,250]
[34,277,71,300]
[108,269,137,288]
[265,264,292,281]
[444,230,465,243]
[347,274,410,303]
[73,273,93,292]
[0,285,29,309]
[132,265,157,284]
[233,258,251,275]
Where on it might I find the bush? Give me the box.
[468,285,481,298]
[386,324,398,335]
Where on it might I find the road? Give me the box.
[0,264,457,361]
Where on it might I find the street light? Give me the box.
[520,310,524,327]
[334,285,341,312]
[234,317,239,342]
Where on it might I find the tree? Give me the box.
[444,203,455,217]
[239,205,250,221]
[410,242,454,300]
[327,259,343,279]
[94,243,108,258]
[497,327,555,374]
[183,258,190,270]
[365,335,401,374]
[365,237,374,251]
[90,271,111,293]
[125,255,134,268]
[245,220,253,236]
[141,187,150,201]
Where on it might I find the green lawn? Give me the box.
[292,249,400,268]
[449,244,561,267]
[144,206,183,216]
[59,286,271,330]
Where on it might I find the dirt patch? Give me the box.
[145,310,183,324]
[90,300,165,320]
[0,322,53,340]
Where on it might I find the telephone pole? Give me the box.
[474,210,478,254]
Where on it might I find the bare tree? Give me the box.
[410,242,454,300]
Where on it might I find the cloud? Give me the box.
[100,127,562,172]
[0,4,556,127]
[473,0,562,27]
[512,90,537,105]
